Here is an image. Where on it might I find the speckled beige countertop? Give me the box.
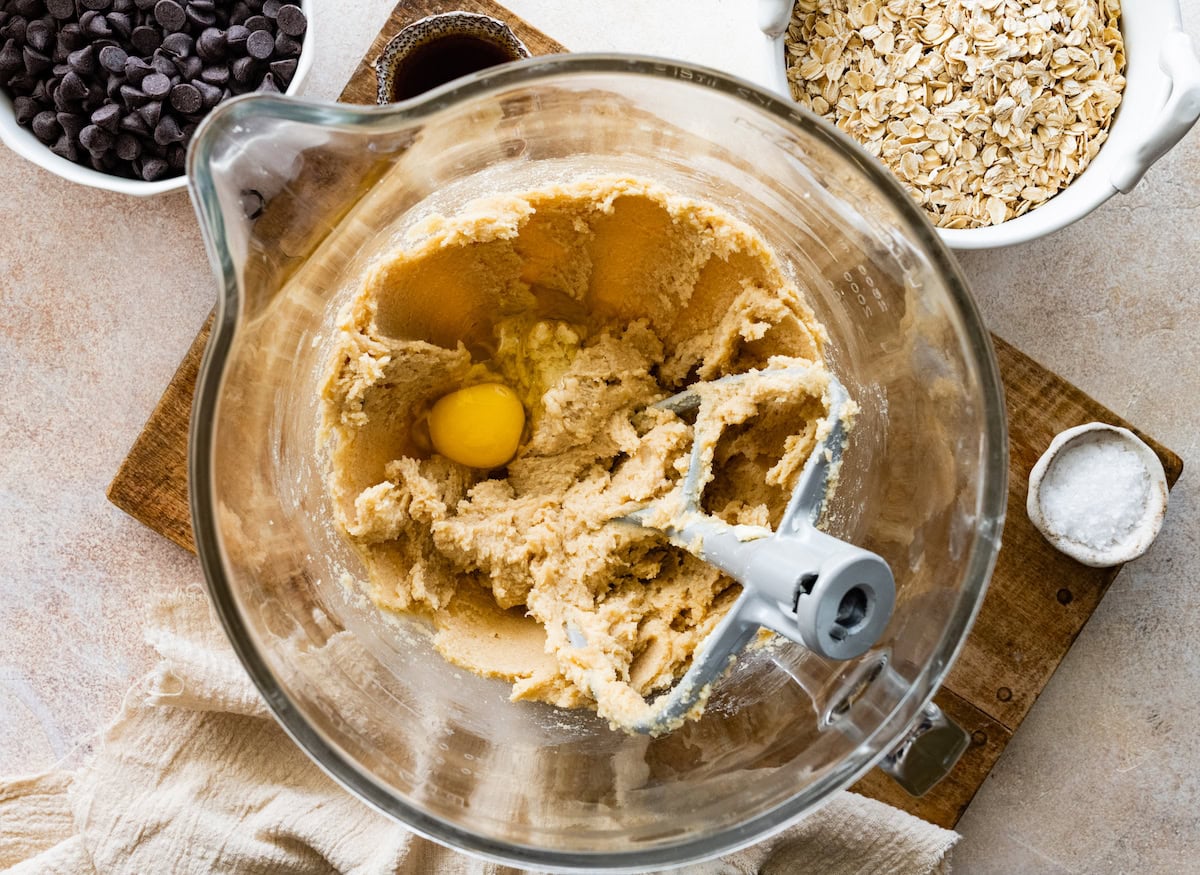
[2,2,1198,872]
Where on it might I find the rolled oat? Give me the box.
[785,0,1126,228]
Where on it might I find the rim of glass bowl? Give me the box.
[187,54,1009,873]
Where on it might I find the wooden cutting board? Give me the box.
[107,0,1184,830]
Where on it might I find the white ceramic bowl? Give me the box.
[1026,423,1168,567]
[758,0,1200,249]
[0,0,314,197]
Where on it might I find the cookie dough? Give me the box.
[320,177,837,730]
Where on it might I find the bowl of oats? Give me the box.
[761,0,1200,248]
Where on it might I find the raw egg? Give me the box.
[428,383,525,468]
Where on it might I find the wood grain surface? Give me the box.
[106,0,1184,830]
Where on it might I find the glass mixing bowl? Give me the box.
[188,55,1007,871]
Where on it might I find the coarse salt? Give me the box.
[1038,434,1149,549]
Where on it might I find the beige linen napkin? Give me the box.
[0,587,957,874]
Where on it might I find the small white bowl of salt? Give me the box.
[1027,423,1169,568]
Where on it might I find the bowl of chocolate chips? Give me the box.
[0,0,310,195]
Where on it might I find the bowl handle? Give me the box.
[1112,28,1200,193]
[878,703,971,797]
[757,0,793,37]
[755,0,795,97]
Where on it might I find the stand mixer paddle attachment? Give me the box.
[569,366,896,734]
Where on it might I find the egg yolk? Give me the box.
[428,383,526,469]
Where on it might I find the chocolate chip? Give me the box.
[192,76,221,107]
[160,30,191,56]
[141,70,170,97]
[230,54,254,82]
[229,1,250,24]
[261,0,280,16]
[123,55,151,82]
[185,4,215,28]
[225,23,247,50]
[90,102,121,130]
[118,83,148,106]
[198,63,227,86]
[81,0,112,9]
[114,131,141,159]
[58,23,84,51]
[22,45,53,75]
[53,85,75,110]
[153,0,184,32]
[130,24,160,55]
[98,44,126,73]
[256,70,277,92]
[0,17,27,44]
[84,14,112,38]
[140,156,168,179]
[56,110,85,137]
[106,12,131,39]
[244,28,272,59]
[79,123,113,152]
[89,150,117,171]
[13,94,37,124]
[150,51,175,75]
[53,109,81,136]
[47,0,75,18]
[174,54,201,79]
[153,113,181,144]
[6,71,37,92]
[84,83,106,110]
[25,19,53,53]
[118,108,148,132]
[58,69,88,101]
[137,98,161,126]
[50,133,78,161]
[167,141,186,170]
[0,39,22,79]
[196,26,224,60]
[243,14,268,31]
[268,56,293,86]
[67,44,96,75]
[31,109,59,141]
[134,0,157,10]
[167,80,199,113]
[273,31,300,57]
